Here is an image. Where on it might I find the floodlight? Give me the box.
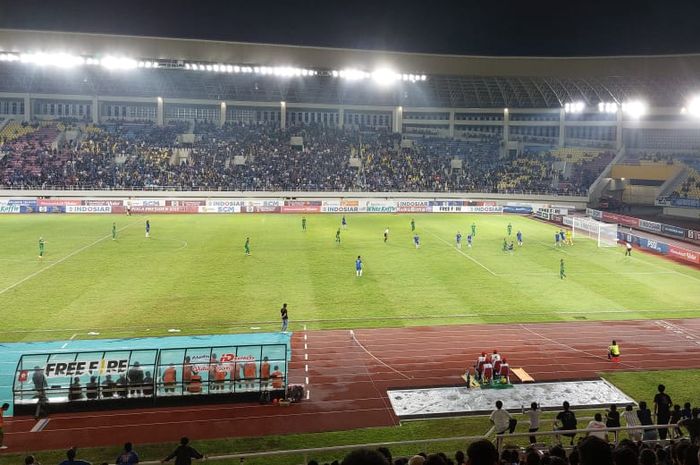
[372,68,400,86]
[421,75,427,81]
[621,100,647,118]
[101,56,137,70]
[233,65,241,73]
[332,70,339,77]
[564,101,586,113]
[686,96,700,117]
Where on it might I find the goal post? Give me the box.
[566,216,619,247]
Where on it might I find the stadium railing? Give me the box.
[128,424,681,464]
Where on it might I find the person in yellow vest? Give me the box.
[608,340,621,360]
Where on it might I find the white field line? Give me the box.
[350,330,413,380]
[60,333,77,349]
[426,230,498,276]
[0,221,140,296]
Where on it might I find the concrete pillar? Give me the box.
[393,106,403,133]
[558,108,566,147]
[280,101,286,129]
[338,108,344,128]
[449,111,455,138]
[220,102,227,127]
[503,108,510,143]
[23,94,30,122]
[156,97,164,126]
[616,108,623,150]
[92,97,99,124]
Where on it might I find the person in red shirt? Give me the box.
[162,365,177,394]
[270,366,284,389]
[243,360,257,390]
[260,357,271,390]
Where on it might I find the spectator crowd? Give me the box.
[0,121,605,194]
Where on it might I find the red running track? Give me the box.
[4,318,700,453]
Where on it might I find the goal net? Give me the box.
[566,216,619,247]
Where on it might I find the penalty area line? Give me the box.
[0,220,141,296]
[426,230,498,276]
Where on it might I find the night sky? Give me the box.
[1,0,700,57]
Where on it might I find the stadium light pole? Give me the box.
[280,101,286,130]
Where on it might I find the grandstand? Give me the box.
[2,27,700,465]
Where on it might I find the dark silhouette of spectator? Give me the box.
[578,436,612,465]
[101,374,116,398]
[68,377,83,401]
[341,449,389,465]
[466,439,498,465]
[554,401,578,445]
[424,454,447,465]
[32,366,47,397]
[454,451,465,465]
[162,437,204,465]
[128,362,145,396]
[24,455,41,464]
[680,408,700,445]
[116,374,128,398]
[58,447,91,465]
[654,384,673,440]
[116,442,139,465]
[638,401,658,441]
[640,448,657,465]
[377,447,392,465]
[86,376,98,400]
[142,371,155,397]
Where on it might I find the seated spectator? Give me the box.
[586,413,608,441]
[679,408,700,445]
[115,375,128,398]
[86,376,98,400]
[24,455,41,465]
[554,401,578,445]
[68,377,83,401]
[578,436,612,465]
[116,442,139,465]
[466,439,498,465]
[162,437,204,465]
[142,371,155,397]
[639,449,657,465]
[341,449,389,465]
[58,447,91,465]
[101,374,116,398]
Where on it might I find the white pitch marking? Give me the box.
[304,353,308,360]
[306,389,310,400]
[304,334,307,341]
[426,230,498,276]
[30,418,49,432]
[305,377,309,385]
[61,333,77,349]
[0,221,140,296]
[304,343,308,350]
[305,364,308,372]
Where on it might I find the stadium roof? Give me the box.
[4,28,700,80]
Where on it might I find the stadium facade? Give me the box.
[2,29,700,151]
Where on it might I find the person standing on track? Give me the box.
[608,340,620,360]
[625,241,632,256]
[280,303,289,332]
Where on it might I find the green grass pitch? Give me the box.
[1,213,699,342]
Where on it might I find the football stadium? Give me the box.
[1,21,700,465]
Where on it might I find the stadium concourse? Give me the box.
[4,318,700,451]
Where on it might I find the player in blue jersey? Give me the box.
[413,233,420,248]
[456,231,462,249]
[355,255,363,277]
[467,233,473,248]
[555,232,561,247]
[341,215,347,230]
[145,220,150,238]
[516,230,523,246]
[559,230,566,245]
